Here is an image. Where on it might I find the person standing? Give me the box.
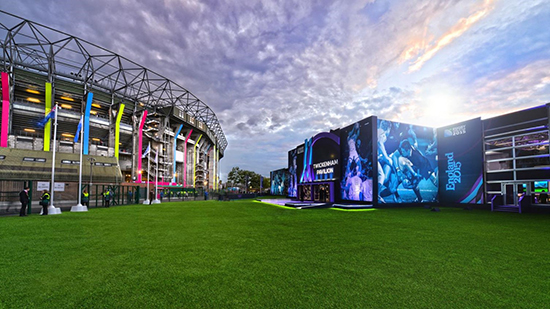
[19,186,30,216]
[40,190,50,216]
[103,190,111,207]
[82,189,89,207]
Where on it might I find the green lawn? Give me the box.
[1,200,549,308]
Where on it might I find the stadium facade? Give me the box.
[272,105,550,212]
[0,11,226,190]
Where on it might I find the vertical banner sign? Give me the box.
[193,134,203,187]
[137,110,148,182]
[114,103,125,159]
[1,72,10,147]
[183,130,193,187]
[82,92,94,155]
[173,124,183,183]
[437,118,484,204]
[43,82,53,151]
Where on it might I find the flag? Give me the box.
[142,144,150,158]
[153,149,158,163]
[73,116,83,143]
[35,108,56,128]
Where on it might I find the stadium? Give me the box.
[0,11,226,207]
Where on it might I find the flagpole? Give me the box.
[71,114,87,212]
[48,104,62,215]
[153,145,160,204]
[143,141,150,204]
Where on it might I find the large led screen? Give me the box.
[437,118,484,204]
[270,168,289,196]
[340,118,373,201]
[377,119,438,203]
[288,148,299,197]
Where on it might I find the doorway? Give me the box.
[501,182,529,206]
[313,184,331,203]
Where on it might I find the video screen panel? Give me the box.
[270,168,289,196]
[288,148,299,197]
[437,118,484,204]
[535,181,548,193]
[340,118,374,201]
[378,119,438,203]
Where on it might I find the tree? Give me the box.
[227,167,268,192]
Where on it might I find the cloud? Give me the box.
[406,0,496,72]
[472,59,550,116]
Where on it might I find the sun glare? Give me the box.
[422,91,459,126]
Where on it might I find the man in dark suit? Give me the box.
[19,186,30,216]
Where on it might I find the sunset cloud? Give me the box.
[407,0,495,72]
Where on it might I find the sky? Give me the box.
[1,0,549,180]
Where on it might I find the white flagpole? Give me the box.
[143,142,150,204]
[153,145,160,204]
[48,104,62,215]
[71,115,87,212]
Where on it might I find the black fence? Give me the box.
[0,179,263,216]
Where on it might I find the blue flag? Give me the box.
[73,117,83,143]
[35,109,56,128]
[142,144,150,158]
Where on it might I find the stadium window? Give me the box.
[104,163,112,167]
[0,155,5,160]
[23,157,47,162]
[61,160,72,164]
[94,162,104,166]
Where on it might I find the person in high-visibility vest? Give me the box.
[82,189,89,207]
[103,190,111,207]
[40,190,50,216]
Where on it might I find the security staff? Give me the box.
[40,190,50,215]
[103,190,111,207]
[82,189,89,207]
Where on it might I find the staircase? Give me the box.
[491,194,526,214]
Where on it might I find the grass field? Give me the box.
[1,200,549,308]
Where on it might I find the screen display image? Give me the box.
[378,119,438,203]
[340,118,373,202]
[534,181,548,193]
[270,169,289,196]
[288,148,298,197]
